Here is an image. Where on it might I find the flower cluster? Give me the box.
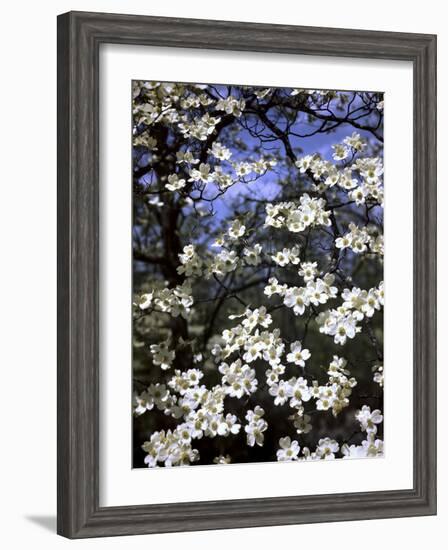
[295,155,356,191]
[132,81,180,128]
[275,435,341,462]
[243,244,263,266]
[294,137,383,207]
[313,356,357,416]
[331,132,366,160]
[216,95,246,117]
[137,378,245,466]
[245,407,268,447]
[336,223,384,256]
[209,249,239,276]
[276,404,384,462]
[177,244,203,277]
[150,340,176,371]
[133,383,174,416]
[208,141,232,161]
[178,113,222,141]
[142,428,200,467]
[342,437,384,458]
[277,437,300,461]
[264,195,332,232]
[372,364,384,387]
[137,282,194,319]
[266,354,356,418]
[271,246,301,266]
[300,438,340,461]
[212,307,281,367]
[165,173,186,191]
[342,405,384,459]
[268,375,311,409]
[219,359,258,398]
[316,282,383,344]
[265,272,338,316]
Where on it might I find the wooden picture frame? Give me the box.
[57,10,437,538]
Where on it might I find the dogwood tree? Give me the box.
[132,82,384,467]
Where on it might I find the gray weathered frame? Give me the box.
[57,10,437,538]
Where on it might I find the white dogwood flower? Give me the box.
[286,341,311,367]
[277,437,300,461]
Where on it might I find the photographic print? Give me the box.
[132,81,384,468]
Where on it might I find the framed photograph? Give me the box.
[57,11,437,538]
